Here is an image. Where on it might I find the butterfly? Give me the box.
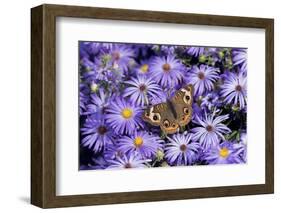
[142,84,193,135]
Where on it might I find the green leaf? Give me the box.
[236,131,241,142]
[225,130,238,141]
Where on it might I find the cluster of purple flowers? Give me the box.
[79,42,247,170]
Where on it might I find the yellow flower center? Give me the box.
[219,147,229,158]
[134,137,143,147]
[90,83,99,92]
[121,108,133,119]
[85,66,92,72]
[140,64,149,73]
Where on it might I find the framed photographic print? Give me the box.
[31,4,274,208]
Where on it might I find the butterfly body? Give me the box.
[143,84,193,135]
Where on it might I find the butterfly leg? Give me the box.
[160,130,167,139]
[179,125,186,132]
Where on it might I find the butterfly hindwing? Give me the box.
[174,103,193,127]
[171,84,193,127]
[171,84,193,105]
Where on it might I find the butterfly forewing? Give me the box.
[171,84,193,127]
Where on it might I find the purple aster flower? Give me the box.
[191,111,231,150]
[79,165,92,170]
[185,64,220,96]
[186,47,205,57]
[150,54,184,87]
[233,132,247,162]
[123,76,162,106]
[118,131,164,159]
[106,153,150,169]
[191,103,204,121]
[79,42,90,59]
[208,48,217,53]
[203,141,244,164]
[81,117,114,153]
[165,133,201,166]
[239,131,247,144]
[220,71,247,109]
[80,92,88,115]
[109,44,135,72]
[104,143,124,161]
[160,45,177,55]
[96,53,127,84]
[133,60,151,77]
[80,57,95,72]
[84,42,112,55]
[149,90,168,105]
[200,47,226,64]
[81,54,125,89]
[232,48,247,72]
[201,92,221,110]
[84,88,109,116]
[133,44,153,58]
[89,81,99,93]
[90,157,109,170]
[79,83,90,115]
[105,98,143,135]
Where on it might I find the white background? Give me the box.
[0,0,279,212]
[57,18,265,195]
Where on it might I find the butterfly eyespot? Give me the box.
[185,96,190,101]
[182,116,185,120]
[153,115,159,121]
[163,120,170,128]
[172,123,177,128]
[183,108,189,114]
[145,112,149,116]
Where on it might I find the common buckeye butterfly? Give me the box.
[142,84,193,135]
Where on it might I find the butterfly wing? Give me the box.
[174,103,193,127]
[171,84,193,126]
[142,102,179,135]
[142,103,167,126]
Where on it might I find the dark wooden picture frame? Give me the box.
[31,4,274,208]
